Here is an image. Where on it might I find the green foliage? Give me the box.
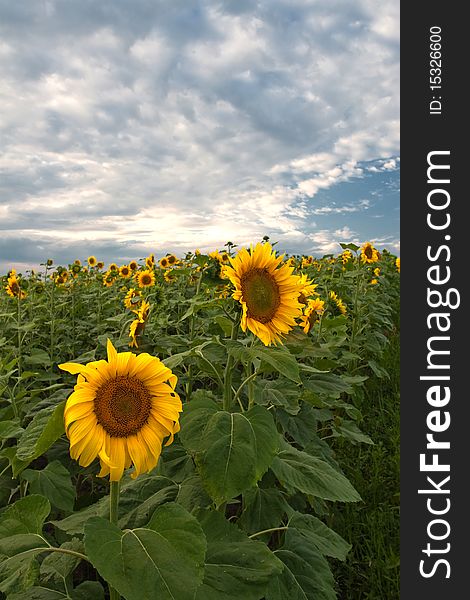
[0,246,399,598]
[84,504,206,600]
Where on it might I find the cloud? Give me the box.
[0,0,399,270]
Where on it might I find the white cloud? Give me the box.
[0,0,399,270]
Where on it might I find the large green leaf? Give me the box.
[53,474,178,535]
[258,380,300,415]
[7,587,67,599]
[270,445,361,502]
[21,461,76,512]
[266,530,336,600]
[0,554,40,595]
[289,512,351,561]
[0,495,50,537]
[179,395,219,453]
[84,503,206,600]
[250,346,301,384]
[277,404,318,447]
[176,475,212,513]
[40,538,84,584]
[195,509,284,600]
[6,582,105,600]
[239,487,288,539]
[16,401,66,470]
[0,420,24,439]
[194,405,278,505]
[0,496,51,593]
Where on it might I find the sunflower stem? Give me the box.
[109,481,121,600]
[186,267,205,401]
[16,293,22,380]
[109,480,120,525]
[233,366,258,409]
[349,254,364,356]
[223,319,239,411]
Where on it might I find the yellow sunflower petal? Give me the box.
[59,362,86,375]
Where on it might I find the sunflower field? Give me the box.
[0,240,400,600]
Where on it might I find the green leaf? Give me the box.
[277,404,317,447]
[289,512,351,561]
[16,401,66,470]
[271,445,361,502]
[117,476,179,530]
[0,420,24,439]
[7,586,68,599]
[0,447,29,478]
[72,581,105,600]
[53,474,178,535]
[71,581,105,600]
[21,461,76,512]
[0,498,51,594]
[303,373,353,399]
[194,405,279,506]
[158,442,195,482]
[176,475,212,513]
[258,380,300,415]
[250,346,301,384]
[339,242,360,252]
[0,555,40,595]
[195,509,284,600]
[40,538,84,583]
[214,315,233,336]
[84,503,206,600]
[179,396,219,453]
[333,420,374,445]
[0,495,50,537]
[239,487,288,538]
[266,530,336,600]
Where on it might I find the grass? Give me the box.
[331,330,400,599]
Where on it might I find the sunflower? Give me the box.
[224,242,303,346]
[129,260,138,271]
[370,279,378,285]
[396,257,400,273]
[163,269,175,283]
[373,267,381,278]
[55,271,69,285]
[328,291,347,316]
[74,259,81,266]
[103,271,115,287]
[59,339,181,481]
[301,255,313,268]
[87,256,97,267]
[166,254,178,267]
[124,288,142,309]
[300,298,325,333]
[297,273,318,304]
[341,250,353,264]
[5,272,27,299]
[361,242,379,264]
[108,263,118,272]
[145,254,155,269]
[137,269,155,288]
[97,261,105,270]
[129,300,151,348]
[159,257,169,269]
[119,265,131,278]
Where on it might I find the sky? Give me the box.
[0,0,399,273]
